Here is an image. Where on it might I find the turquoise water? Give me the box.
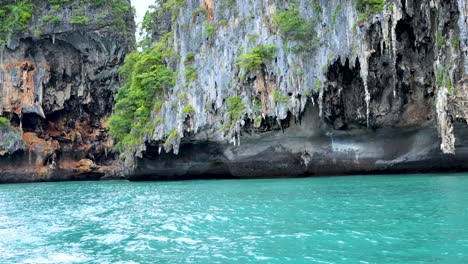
[1,175,468,263]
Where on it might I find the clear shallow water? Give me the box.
[1,175,468,263]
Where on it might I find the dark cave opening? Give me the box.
[395,19,416,50]
[323,57,366,130]
[20,113,43,133]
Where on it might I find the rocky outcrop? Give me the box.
[3,0,468,183]
[133,106,468,180]
[0,1,134,183]
[125,0,468,180]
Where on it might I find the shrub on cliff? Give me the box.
[109,34,176,152]
[0,0,33,44]
[236,44,276,73]
[0,0,132,46]
[274,4,314,41]
[226,96,245,122]
[43,15,62,25]
[70,16,91,25]
[273,4,319,51]
[0,117,10,128]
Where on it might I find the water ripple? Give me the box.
[0,175,468,263]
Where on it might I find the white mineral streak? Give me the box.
[390,2,404,98]
[457,0,468,74]
[150,0,379,153]
[433,0,468,154]
[436,87,455,154]
[148,0,464,155]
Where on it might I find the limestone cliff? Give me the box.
[2,0,468,183]
[0,0,134,182]
[119,0,468,180]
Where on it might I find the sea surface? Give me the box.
[1,174,468,263]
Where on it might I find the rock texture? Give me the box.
[0,1,134,183]
[2,0,468,183]
[127,0,468,180]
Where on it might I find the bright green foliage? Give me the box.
[164,129,178,149]
[98,0,132,31]
[160,0,185,21]
[274,90,289,103]
[184,52,195,63]
[0,0,33,44]
[141,10,153,33]
[139,10,154,48]
[70,16,91,25]
[167,129,178,141]
[436,32,444,48]
[109,36,176,152]
[204,21,215,37]
[226,96,245,122]
[314,79,321,93]
[236,44,276,73]
[66,0,132,32]
[0,0,131,46]
[218,19,228,26]
[254,116,262,127]
[182,105,195,115]
[43,15,62,24]
[140,1,183,45]
[184,65,197,83]
[0,117,10,127]
[273,5,315,41]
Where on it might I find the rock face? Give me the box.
[0,1,134,183]
[2,0,468,183]
[126,0,468,180]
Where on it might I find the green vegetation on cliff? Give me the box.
[273,4,315,41]
[236,44,276,73]
[273,3,319,51]
[0,117,10,127]
[0,0,33,45]
[356,0,385,23]
[109,33,176,152]
[226,96,245,122]
[108,0,393,156]
[0,0,131,46]
[356,0,385,13]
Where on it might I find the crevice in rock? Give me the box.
[322,58,365,130]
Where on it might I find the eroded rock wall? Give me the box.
[0,1,134,183]
[129,0,468,179]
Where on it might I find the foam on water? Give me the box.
[1,175,468,263]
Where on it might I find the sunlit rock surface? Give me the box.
[2,0,468,182]
[128,0,468,180]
